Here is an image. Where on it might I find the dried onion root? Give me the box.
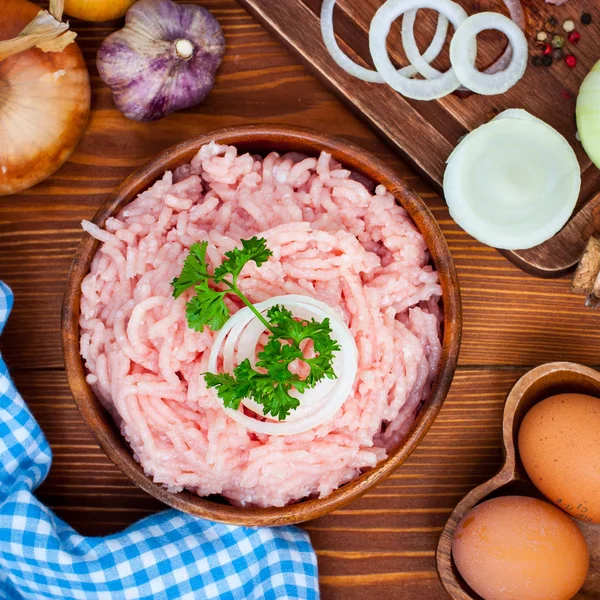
[0,0,90,196]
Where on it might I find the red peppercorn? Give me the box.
[542,43,552,55]
[561,89,571,99]
[565,54,577,68]
[569,31,581,44]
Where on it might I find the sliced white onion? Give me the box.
[402,8,457,80]
[320,0,450,82]
[450,12,528,95]
[206,294,358,436]
[484,0,525,75]
[234,301,342,423]
[401,0,523,84]
[443,110,581,250]
[370,0,468,101]
[576,59,600,169]
[400,9,449,79]
[321,0,384,83]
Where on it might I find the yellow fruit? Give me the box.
[63,0,137,22]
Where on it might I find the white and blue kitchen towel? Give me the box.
[0,282,319,600]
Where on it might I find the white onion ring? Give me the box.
[450,12,528,95]
[321,0,383,83]
[370,0,469,100]
[484,0,525,75]
[402,7,474,81]
[392,1,524,88]
[235,302,342,423]
[320,0,450,82]
[206,294,358,436]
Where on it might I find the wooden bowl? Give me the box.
[437,362,600,600]
[62,125,462,526]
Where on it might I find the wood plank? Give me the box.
[13,368,512,599]
[236,0,600,276]
[2,4,598,599]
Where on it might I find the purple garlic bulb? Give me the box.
[97,0,225,121]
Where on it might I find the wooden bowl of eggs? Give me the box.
[437,362,600,600]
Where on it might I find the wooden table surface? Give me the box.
[2,2,599,599]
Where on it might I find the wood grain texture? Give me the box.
[1,2,599,598]
[235,0,600,277]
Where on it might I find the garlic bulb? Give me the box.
[97,0,225,122]
[0,0,91,196]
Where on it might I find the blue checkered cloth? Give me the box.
[0,282,319,600]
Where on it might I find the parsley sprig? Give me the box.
[171,237,340,420]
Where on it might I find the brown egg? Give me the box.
[518,393,600,523]
[452,496,589,600]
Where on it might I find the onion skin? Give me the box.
[63,0,138,22]
[0,0,91,196]
[97,0,225,122]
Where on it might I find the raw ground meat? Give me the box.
[80,142,442,507]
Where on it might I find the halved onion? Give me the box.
[207,294,358,436]
[576,59,600,169]
[443,110,581,250]
[369,0,468,101]
[450,12,528,95]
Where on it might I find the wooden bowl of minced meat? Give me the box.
[62,125,462,526]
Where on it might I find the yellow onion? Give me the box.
[0,0,90,196]
[63,0,138,22]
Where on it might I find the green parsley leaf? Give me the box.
[171,241,209,298]
[213,237,273,283]
[204,371,249,410]
[174,237,340,421]
[185,282,229,331]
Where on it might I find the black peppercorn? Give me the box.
[542,55,553,67]
[581,13,592,26]
[552,48,564,60]
[544,17,558,33]
[532,56,544,67]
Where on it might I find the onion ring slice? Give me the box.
[207,294,358,436]
[401,1,524,89]
[450,12,528,95]
[321,0,450,81]
[370,0,468,100]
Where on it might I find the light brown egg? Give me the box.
[518,393,600,523]
[452,495,589,600]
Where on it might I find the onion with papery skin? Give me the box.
[576,60,600,169]
[0,0,90,196]
[97,0,225,122]
[64,0,138,22]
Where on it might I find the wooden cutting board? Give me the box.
[236,0,600,277]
